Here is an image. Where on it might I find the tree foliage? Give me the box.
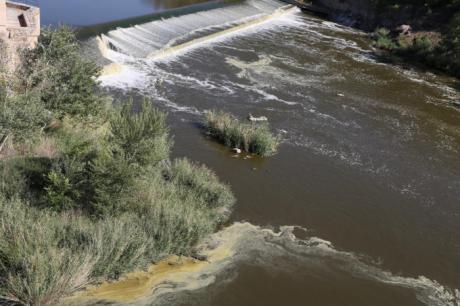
[18,26,105,118]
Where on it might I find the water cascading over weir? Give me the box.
[98,0,293,60]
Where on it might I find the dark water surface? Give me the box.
[82,1,460,305]
[39,0,213,26]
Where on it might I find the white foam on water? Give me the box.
[308,107,361,128]
[162,99,202,115]
[293,136,365,167]
[159,69,234,94]
[98,1,296,60]
[146,7,298,62]
[320,20,365,35]
[98,63,147,89]
[95,3,302,92]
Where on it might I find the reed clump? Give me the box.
[203,110,280,157]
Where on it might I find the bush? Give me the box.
[0,169,228,305]
[17,26,106,119]
[374,28,397,50]
[128,171,223,255]
[0,196,97,306]
[1,27,109,152]
[0,91,49,144]
[203,110,279,157]
[371,3,460,78]
[0,196,154,305]
[109,100,171,167]
[38,101,172,216]
[165,158,235,219]
[0,156,53,200]
[437,12,460,76]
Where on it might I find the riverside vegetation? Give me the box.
[203,110,280,157]
[0,27,235,306]
[370,0,460,77]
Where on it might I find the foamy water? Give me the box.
[65,223,460,306]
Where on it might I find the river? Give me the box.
[41,0,460,305]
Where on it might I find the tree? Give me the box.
[18,26,106,118]
[0,91,49,146]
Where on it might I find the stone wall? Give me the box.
[0,0,40,71]
[0,0,7,39]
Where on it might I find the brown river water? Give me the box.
[69,0,460,304]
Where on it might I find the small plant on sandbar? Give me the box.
[202,110,280,157]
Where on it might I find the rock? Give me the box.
[248,113,268,122]
[452,101,460,108]
[396,24,412,35]
[191,253,208,262]
[232,148,242,154]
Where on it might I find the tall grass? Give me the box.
[203,110,280,157]
[164,158,235,222]
[0,167,230,305]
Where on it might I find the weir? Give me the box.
[99,0,293,59]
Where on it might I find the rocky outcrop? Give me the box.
[309,0,458,31]
[310,0,378,30]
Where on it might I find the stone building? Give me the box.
[0,0,40,69]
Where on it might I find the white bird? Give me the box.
[248,113,268,122]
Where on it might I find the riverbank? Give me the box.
[3,2,460,305]
[0,27,234,306]
[299,0,460,78]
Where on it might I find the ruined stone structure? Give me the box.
[0,0,40,69]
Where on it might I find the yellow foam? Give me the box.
[65,227,236,305]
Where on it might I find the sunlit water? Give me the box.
[77,1,460,305]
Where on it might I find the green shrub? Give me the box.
[437,12,460,76]
[0,196,154,305]
[128,171,221,254]
[165,158,235,218]
[18,26,107,119]
[109,100,171,167]
[370,3,460,78]
[1,27,110,150]
[0,156,53,200]
[0,168,228,305]
[203,110,279,157]
[41,125,108,214]
[374,28,397,50]
[0,158,28,198]
[0,91,49,144]
[33,101,170,216]
[0,196,97,306]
